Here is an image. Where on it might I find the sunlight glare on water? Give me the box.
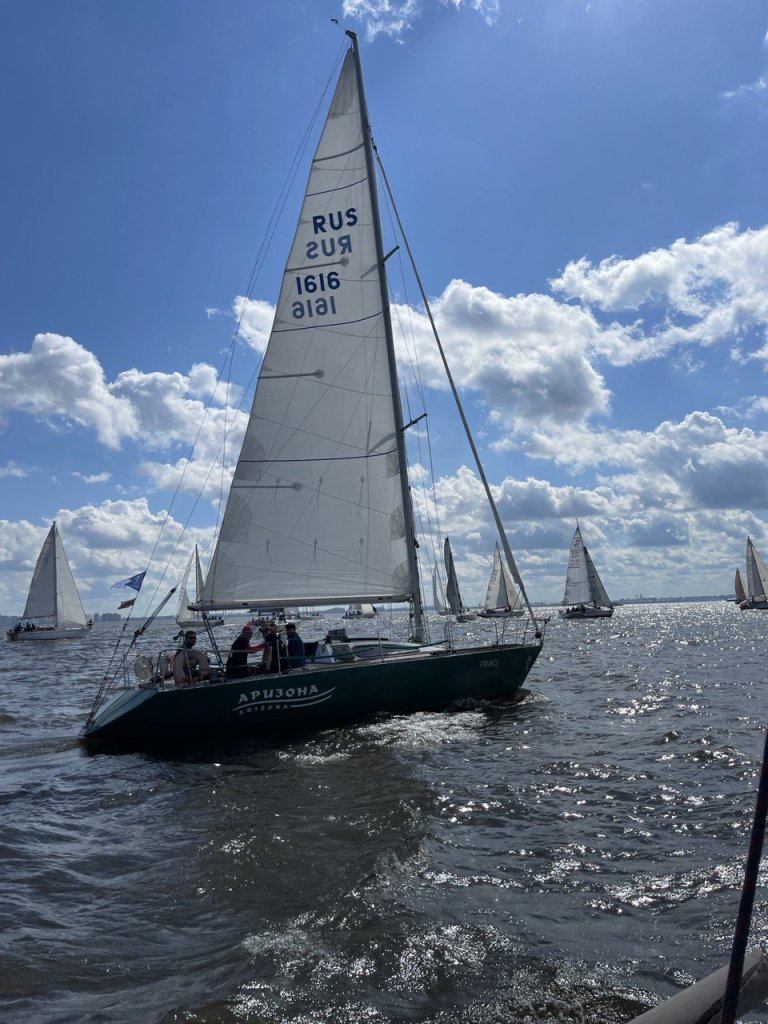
[1,602,767,1023]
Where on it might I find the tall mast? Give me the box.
[346,30,426,642]
[51,522,59,629]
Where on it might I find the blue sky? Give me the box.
[2,0,768,614]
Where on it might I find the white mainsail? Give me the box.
[22,522,88,629]
[484,544,522,613]
[202,51,416,613]
[563,525,612,609]
[745,537,768,601]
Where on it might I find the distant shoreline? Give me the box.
[0,595,738,626]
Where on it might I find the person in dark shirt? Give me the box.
[284,622,306,668]
[225,624,262,678]
[259,622,288,673]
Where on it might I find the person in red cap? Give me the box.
[225,623,263,678]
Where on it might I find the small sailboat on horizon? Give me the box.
[478,544,524,618]
[7,522,91,642]
[739,537,768,610]
[175,547,224,631]
[441,538,476,622]
[560,524,613,620]
[734,567,747,605]
[343,602,376,619]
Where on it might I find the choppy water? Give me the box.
[1,601,767,1023]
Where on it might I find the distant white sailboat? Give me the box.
[478,544,523,618]
[740,537,768,610]
[560,524,613,619]
[343,602,376,619]
[7,522,91,641]
[442,538,476,622]
[176,547,224,630]
[734,567,747,604]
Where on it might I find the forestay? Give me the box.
[201,51,411,611]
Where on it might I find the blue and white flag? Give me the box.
[111,571,147,592]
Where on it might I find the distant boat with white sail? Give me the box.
[176,547,224,630]
[343,603,376,619]
[560,524,613,620]
[440,538,476,622]
[739,537,768,610]
[478,544,523,618]
[6,522,91,642]
[734,567,747,604]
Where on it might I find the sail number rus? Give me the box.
[292,207,357,320]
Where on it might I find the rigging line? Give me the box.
[377,166,445,592]
[237,44,347,308]
[207,43,348,562]
[100,48,351,690]
[380,172,448,581]
[378,163,429,411]
[211,47,345,493]
[374,147,539,627]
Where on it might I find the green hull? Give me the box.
[81,642,541,750]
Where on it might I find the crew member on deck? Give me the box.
[173,630,211,687]
[225,624,262,678]
[258,622,288,673]
[285,622,306,668]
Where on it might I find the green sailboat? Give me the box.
[82,32,544,749]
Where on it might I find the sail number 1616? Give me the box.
[292,272,340,319]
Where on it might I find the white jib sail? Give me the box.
[583,545,612,608]
[485,544,522,611]
[746,537,768,600]
[23,523,87,628]
[202,51,410,610]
